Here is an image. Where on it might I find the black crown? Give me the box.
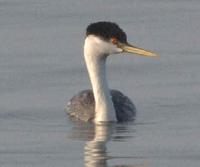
[86,21,127,43]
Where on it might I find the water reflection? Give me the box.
[84,124,113,167]
[68,121,146,167]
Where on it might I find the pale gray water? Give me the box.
[0,0,200,166]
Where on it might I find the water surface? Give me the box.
[0,0,200,166]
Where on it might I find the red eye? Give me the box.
[111,37,118,44]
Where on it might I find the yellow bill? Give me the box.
[118,42,158,57]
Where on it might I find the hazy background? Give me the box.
[0,0,200,166]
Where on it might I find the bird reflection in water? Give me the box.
[84,123,112,167]
[68,121,148,167]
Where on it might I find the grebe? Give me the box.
[66,21,157,123]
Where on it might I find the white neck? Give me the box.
[84,36,117,122]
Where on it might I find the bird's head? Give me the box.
[84,21,158,59]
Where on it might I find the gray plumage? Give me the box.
[66,89,136,122]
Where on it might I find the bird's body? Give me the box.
[66,22,157,123]
[66,89,136,122]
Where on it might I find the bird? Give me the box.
[66,21,157,123]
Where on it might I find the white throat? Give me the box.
[84,35,117,122]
